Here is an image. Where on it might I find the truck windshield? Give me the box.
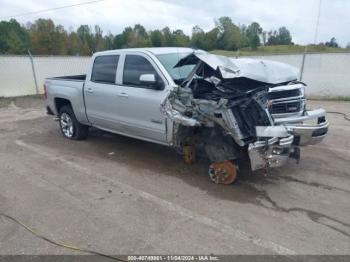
[156,53,195,83]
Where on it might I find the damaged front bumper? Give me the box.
[274,108,329,146]
[248,135,295,171]
[248,108,328,171]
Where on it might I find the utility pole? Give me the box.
[28,50,39,95]
[314,0,322,44]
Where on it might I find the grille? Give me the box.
[268,89,301,100]
[270,101,302,114]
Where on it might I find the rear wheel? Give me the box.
[58,105,88,140]
[208,161,237,185]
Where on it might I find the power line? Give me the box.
[313,0,322,44]
[0,0,108,20]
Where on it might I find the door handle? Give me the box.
[86,87,94,93]
[118,92,128,98]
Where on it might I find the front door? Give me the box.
[115,54,168,143]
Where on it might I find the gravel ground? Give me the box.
[0,97,349,256]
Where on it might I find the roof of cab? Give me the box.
[94,47,198,56]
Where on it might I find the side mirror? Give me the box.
[139,74,163,90]
[140,74,156,84]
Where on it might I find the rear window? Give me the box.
[91,55,119,84]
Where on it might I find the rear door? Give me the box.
[115,53,169,143]
[84,54,122,130]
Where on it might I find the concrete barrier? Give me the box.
[0,53,349,98]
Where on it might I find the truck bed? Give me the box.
[45,75,88,124]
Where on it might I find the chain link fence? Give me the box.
[0,52,349,98]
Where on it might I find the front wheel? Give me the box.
[208,161,237,185]
[58,105,88,140]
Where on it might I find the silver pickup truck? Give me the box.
[45,47,329,184]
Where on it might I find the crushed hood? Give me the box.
[175,52,298,84]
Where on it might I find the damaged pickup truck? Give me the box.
[45,47,329,184]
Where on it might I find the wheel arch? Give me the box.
[54,97,72,113]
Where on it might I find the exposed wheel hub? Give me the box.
[209,161,237,185]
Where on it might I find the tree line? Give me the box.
[1,17,296,55]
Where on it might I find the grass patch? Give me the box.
[308,96,350,102]
[211,45,349,57]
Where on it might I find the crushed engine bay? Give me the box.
[161,52,302,171]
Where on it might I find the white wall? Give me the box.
[0,53,349,98]
[0,56,90,97]
[250,53,350,98]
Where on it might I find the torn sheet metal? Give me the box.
[161,98,200,127]
[175,52,299,84]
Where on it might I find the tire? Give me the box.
[58,105,88,140]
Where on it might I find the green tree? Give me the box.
[0,17,299,54]
[54,24,68,55]
[172,29,190,47]
[277,26,292,45]
[103,33,114,50]
[267,30,278,45]
[113,34,125,49]
[113,26,132,49]
[267,27,292,45]
[246,22,262,49]
[0,19,31,54]
[238,24,249,48]
[66,32,82,55]
[93,25,105,52]
[191,26,206,49]
[204,27,220,50]
[325,37,338,48]
[127,24,152,47]
[216,17,242,50]
[77,25,93,54]
[150,30,163,47]
[28,19,67,55]
[161,27,173,46]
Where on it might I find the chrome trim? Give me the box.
[270,99,305,117]
[285,120,329,146]
[271,98,305,105]
[269,83,305,117]
[268,83,305,103]
[274,108,329,146]
[269,83,304,92]
[270,95,304,103]
[274,108,326,124]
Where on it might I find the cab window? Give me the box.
[91,55,119,84]
[123,55,164,89]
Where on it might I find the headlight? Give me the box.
[300,85,306,98]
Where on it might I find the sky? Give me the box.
[0,0,349,47]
